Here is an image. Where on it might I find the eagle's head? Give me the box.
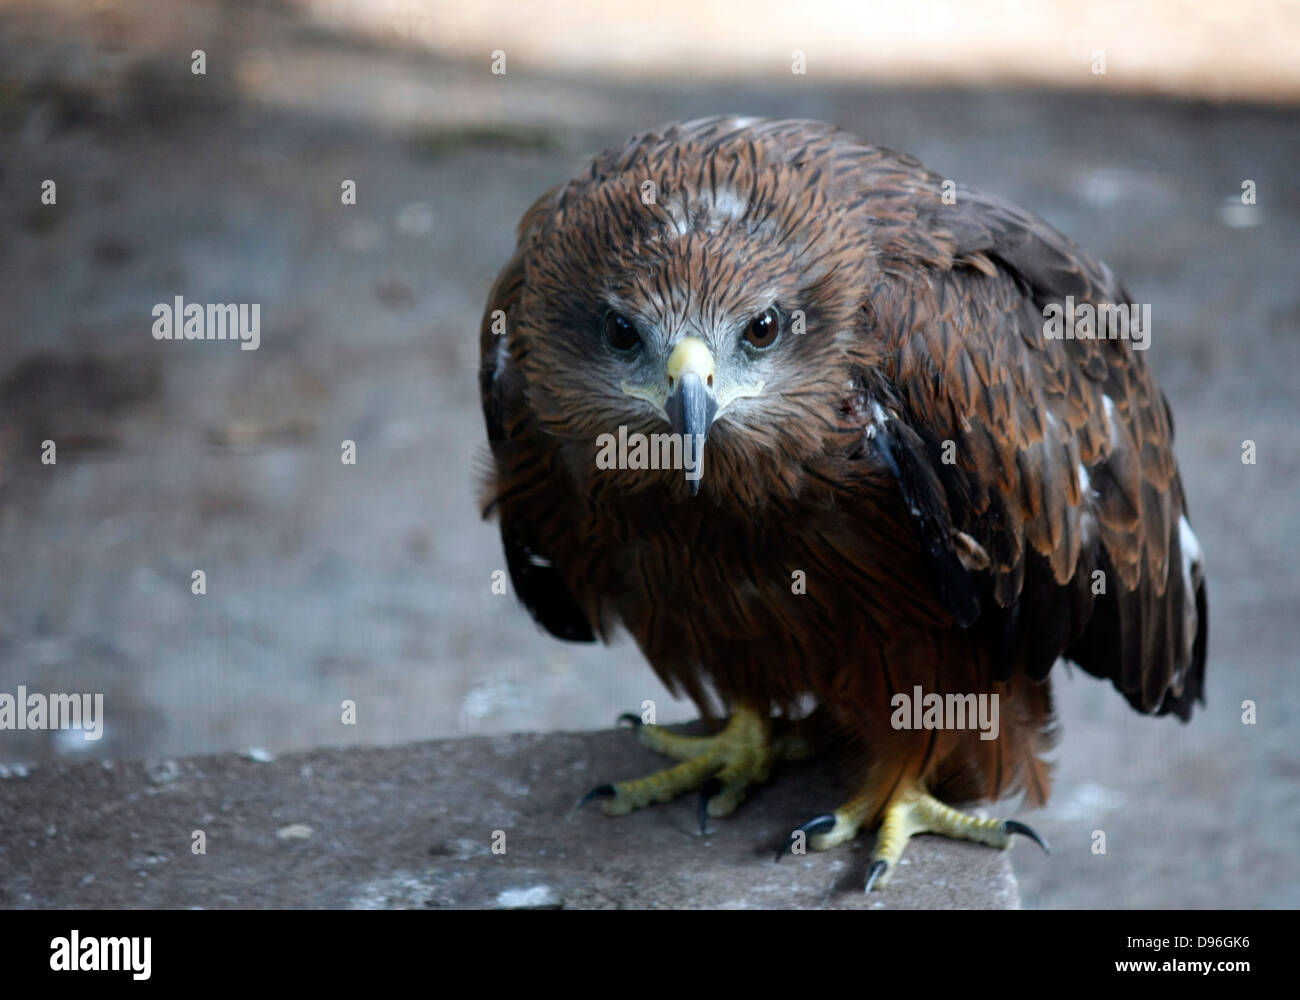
[510,117,887,507]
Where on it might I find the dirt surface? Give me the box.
[0,0,1297,909]
[0,728,1019,909]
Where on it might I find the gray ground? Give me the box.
[0,729,1019,909]
[1,1,1297,908]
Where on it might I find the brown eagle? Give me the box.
[478,116,1207,891]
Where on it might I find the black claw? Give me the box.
[864,859,889,893]
[617,713,643,728]
[697,778,722,836]
[1004,820,1050,855]
[774,812,837,862]
[574,784,617,813]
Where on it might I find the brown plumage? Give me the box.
[478,116,1207,888]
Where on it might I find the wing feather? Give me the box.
[866,170,1206,715]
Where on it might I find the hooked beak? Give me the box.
[664,337,718,496]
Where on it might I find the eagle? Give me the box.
[478,116,1207,892]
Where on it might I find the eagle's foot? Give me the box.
[579,704,788,825]
[780,787,1048,891]
[862,791,1048,891]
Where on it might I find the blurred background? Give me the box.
[1,0,1297,908]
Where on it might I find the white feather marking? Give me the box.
[492,333,509,380]
[1102,395,1122,448]
[710,186,750,222]
[662,195,691,237]
[1179,515,1203,568]
[1178,515,1204,654]
[865,401,890,440]
[1077,464,1098,544]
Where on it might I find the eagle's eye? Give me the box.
[743,306,781,350]
[603,311,641,352]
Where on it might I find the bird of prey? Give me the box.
[478,116,1207,891]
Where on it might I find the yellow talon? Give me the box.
[794,784,1048,891]
[581,704,816,823]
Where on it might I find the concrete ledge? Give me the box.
[0,729,1019,909]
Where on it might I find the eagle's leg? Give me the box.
[581,703,803,822]
[786,785,1048,891]
[627,708,820,765]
